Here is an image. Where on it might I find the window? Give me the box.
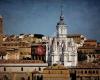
[21,67,23,71]
[93,71,95,74]
[96,71,98,74]
[39,67,41,71]
[85,71,87,74]
[4,67,6,71]
[88,71,92,74]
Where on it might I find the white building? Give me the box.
[47,11,78,67]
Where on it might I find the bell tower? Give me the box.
[0,16,3,34]
[56,5,67,38]
[0,16,3,42]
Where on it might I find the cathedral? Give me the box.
[47,10,78,67]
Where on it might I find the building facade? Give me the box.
[0,60,48,80]
[69,62,100,80]
[43,64,70,80]
[78,39,100,63]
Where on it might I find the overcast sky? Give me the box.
[0,0,100,41]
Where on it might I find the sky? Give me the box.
[0,0,100,41]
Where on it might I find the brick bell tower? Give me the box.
[0,16,3,34]
[0,16,3,42]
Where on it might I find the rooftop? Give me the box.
[85,39,97,42]
[0,60,44,64]
[78,46,96,49]
[77,62,100,68]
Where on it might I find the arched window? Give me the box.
[88,71,92,74]
[93,71,95,74]
[85,71,87,74]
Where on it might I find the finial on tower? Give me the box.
[60,3,64,21]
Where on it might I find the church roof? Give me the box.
[0,60,44,64]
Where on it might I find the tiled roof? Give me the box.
[77,62,100,68]
[85,39,97,42]
[78,46,96,49]
[0,60,44,64]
